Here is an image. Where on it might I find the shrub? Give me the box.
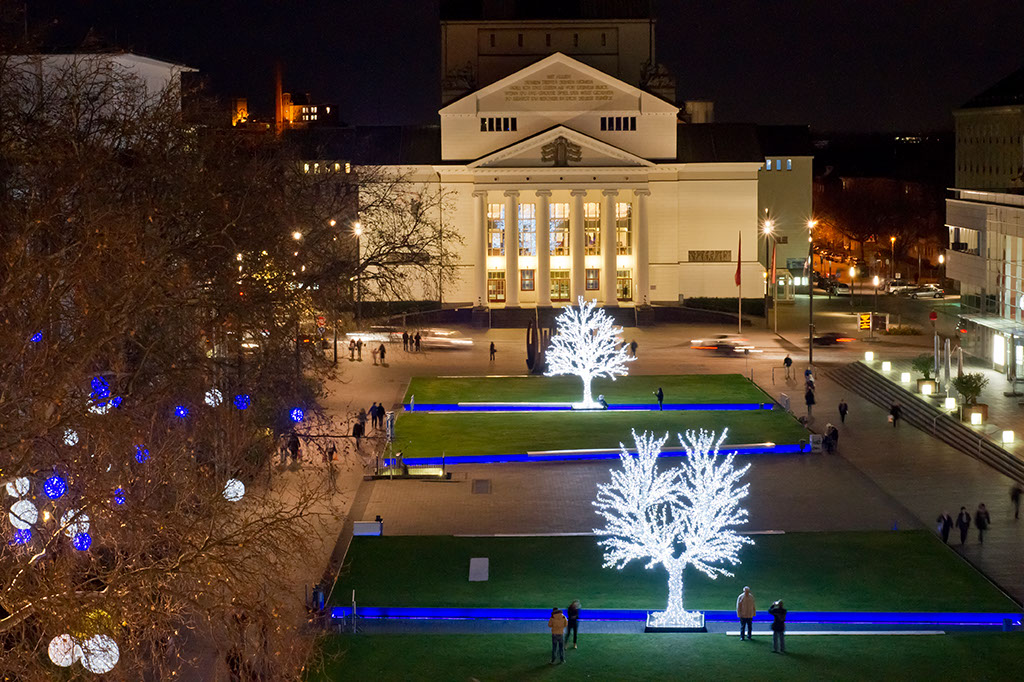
[884,325,922,336]
[952,372,989,406]
[911,354,935,379]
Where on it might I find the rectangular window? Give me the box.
[616,269,633,301]
[765,159,772,171]
[586,268,600,291]
[489,33,495,47]
[600,117,607,131]
[517,33,523,47]
[488,118,495,132]
[601,33,606,46]
[518,203,536,256]
[550,203,570,255]
[481,119,487,132]
[503,117,510,131]
[584,202,601,255]
[550,269,570,302]
[520,269,535,291]
[481,117,516,132]
[511,117,517,131]
[573,33,579,47]
[487,204,505,256]
[786,158,792,170]
[615,117,622,131]
[630,117,636,131]
[615,202,632,255]
[600,116,635,132]
[487,271,505,303]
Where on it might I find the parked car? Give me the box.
[885,279,913,294]
[812,332,855,346]
[827,281,851,296]
[908,284,945,299]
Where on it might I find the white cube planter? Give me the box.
[1003,430,1015,444]
[881,361,891,371]
[864,351,875,362]
[900,372,911,383]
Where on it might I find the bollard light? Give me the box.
[971,412,983,425]
[881,361,891,371]
[944,397,957,410]
[1003,430,1015,444]
[922,383,934,395]
[865,351,875,362]
[900,372,911,383]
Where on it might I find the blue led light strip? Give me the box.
[404,402,775,413]
[330,606,1021,626]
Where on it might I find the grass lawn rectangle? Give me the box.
[331,532,1018,613]
[393,409,807,459]
[403,374,772,405]
[310,633,1024,682]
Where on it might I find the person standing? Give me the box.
[376,403,387,433]
[784,354,793,379]
[655,387,664,411]
[805,387,815,416]
[378,343,386,366]
[1011,485,1022,520]
[630,339,638,358]
[936,512,953,544]
[566,600,581,649]
[489,342,496,362]
[414,332,421,351]
[348,339,356,360]
[547,607,567,664]
[352,420,363,449]
[889,401,902,428]
[956,507,971,546]
[287,432,300,464]
[828,424,839,453]
[371,345,379,365]
[356,338,363,360]
[736,586,756,640]
[769,599,787,653]
[975,503,991,544]
[402,330,409,351]
[838,399,849,424]
[369,402,379,430]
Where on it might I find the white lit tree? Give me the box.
[593,429,752,627]
[544,297,634,408]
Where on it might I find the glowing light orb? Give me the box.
[44,475,67,500]
[9,499,38,529]
[48,634,79,667]
[72,532,92,551]
[61,510,90,537]
[64,429,79,446]
[135,445,150,463]
[10,528,31,545]
[174,405,189,419]
[114,488,126,505]
[5,476,29,498]
[80,634,119,674]
[223,478,245,502]
[30,331,43,343]
[290,407,305,423]
[205,388,223,407]
[233,394,251,410]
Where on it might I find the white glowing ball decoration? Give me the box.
[61,509,90,537]
[9,499,38,530]
[48,634,120,674]
[48,634,79,667]
[223,478,245,502]
[6,476,29,498]
[64,429,79,446]
[205,388,223,407]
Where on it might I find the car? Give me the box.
[885,279,912,294]
[690,334,756,355]
[416,328,474,349]
[909,284,945,299]
[812,332,856,346]
[827,281,851,296]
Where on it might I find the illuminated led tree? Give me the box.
[545,297,634,408]
[593,429,752,628]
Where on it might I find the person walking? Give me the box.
[956,507,971,546]
[629,339,638,358]
[936,512,953,544]
[369,402,379,430]
[889,401,902,428]
[736,586,756,640]
[287,432,300,464]
[348,339,356,360]
[548,607,567,664]
[655,387,664,411]
[371,345,379,365]
[566,599,581,649]
[352,420,363,449]
[1011,485,1022,520]
[804,387,815,416]
[376,402,387,433]
[828,424,839,452]
[975,503,991,544]
[783,354,793,379]
[378,343,386,366]
[769,599,787,653]
[489,342,496,362]
[402,330,409,351]
[355,338,363,360]
[414,332,421,351]
[838,399,849,424]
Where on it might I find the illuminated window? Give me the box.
[345,162,351,173]
[481,117,517,132]
[786,158,792,170]
[487,271,505,302]
[586,269,600,290]
[487,204,505,256]
[584,203,601,255]
[766,159,772,171]
[519,203,536,256]
[334,162,340,171]
[551,269,570,301]
[616,203,632,255]
[520,269,535,291]
[617,269,633,300]
[550,203,570,255]
[303,163,310,173]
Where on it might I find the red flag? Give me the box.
[734,232,742,287]
[770,243,776,290]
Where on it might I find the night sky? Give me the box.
[18,0,1024,132]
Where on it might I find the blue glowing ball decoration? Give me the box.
[114,488,126,505]
[30,331,43,343]
[11,529,31,545]
[90,376,110,400]
[44,475,67,500]
[290,407,304,423]
[110,396,122,408]
[135,445,149,463]
[233,394,251,410]
[174,405,189,419]
[72,533,92,551]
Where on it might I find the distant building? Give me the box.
[954,65,1024,190]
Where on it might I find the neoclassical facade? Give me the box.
[395,53,780,308]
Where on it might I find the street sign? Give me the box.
[316,315,326,326]
[929,311,938,322]
[859,313,871,330]
[317,326,326,335]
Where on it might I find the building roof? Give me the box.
[757,125,814,157]
[960,65,1024,109]
[291,126,442,165]
[676,124,762,163]
[440,0,653,21]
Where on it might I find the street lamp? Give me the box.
[352,222,363,323]
[938,252,945,287]
[890,235,896,281]
[763,217,776,332]
[808,219,817,364]
[849,265,856,308]
[871,275,880,341]
[292,230,303,241]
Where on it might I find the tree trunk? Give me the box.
[665,561,685,618]
[581,374,594,407]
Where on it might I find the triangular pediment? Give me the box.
[468,126,653,168]
[440,52,678,116]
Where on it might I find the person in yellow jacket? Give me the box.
[547,607,568,664]
[736,586,756,640]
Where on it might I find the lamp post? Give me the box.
[353,221,363,324]
[762,216,776,332]
[871,275,879,341]
[938,252,945,285]
[808,219,817,364]
[849,265,856,308]
[890,235,896,281]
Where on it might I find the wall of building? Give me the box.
[757,155,813,271]
[954,107,1024,189]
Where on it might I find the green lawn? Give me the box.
[331,532,1018,613]
[393,409,808,458]
[309,633,1024,682]
[403,374,772,405]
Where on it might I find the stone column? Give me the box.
[570,189,587,301]
[536,190,552,307]
[634,189,650,305]
[601,189,619,306]
[473,190,488,307]
[504,189,520,307]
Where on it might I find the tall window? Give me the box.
[615,202,632,255]
[487,271,506,302]
[617,269,633,301]
[584,202,601,255]
[520,269,535,291]
[550,202,570,255]
[550,269,570,301]
[487,204,504,256]
[586,268,600,290]
[518,203,536,256]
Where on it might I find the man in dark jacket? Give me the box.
[975,503,991,543]
[936,512,953,544]
[889,402,902,427]
[769,600,787,653]
[805,388,815,416]
[956,507,971,546]
[655,387,664,411]
[566,600,581,649]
